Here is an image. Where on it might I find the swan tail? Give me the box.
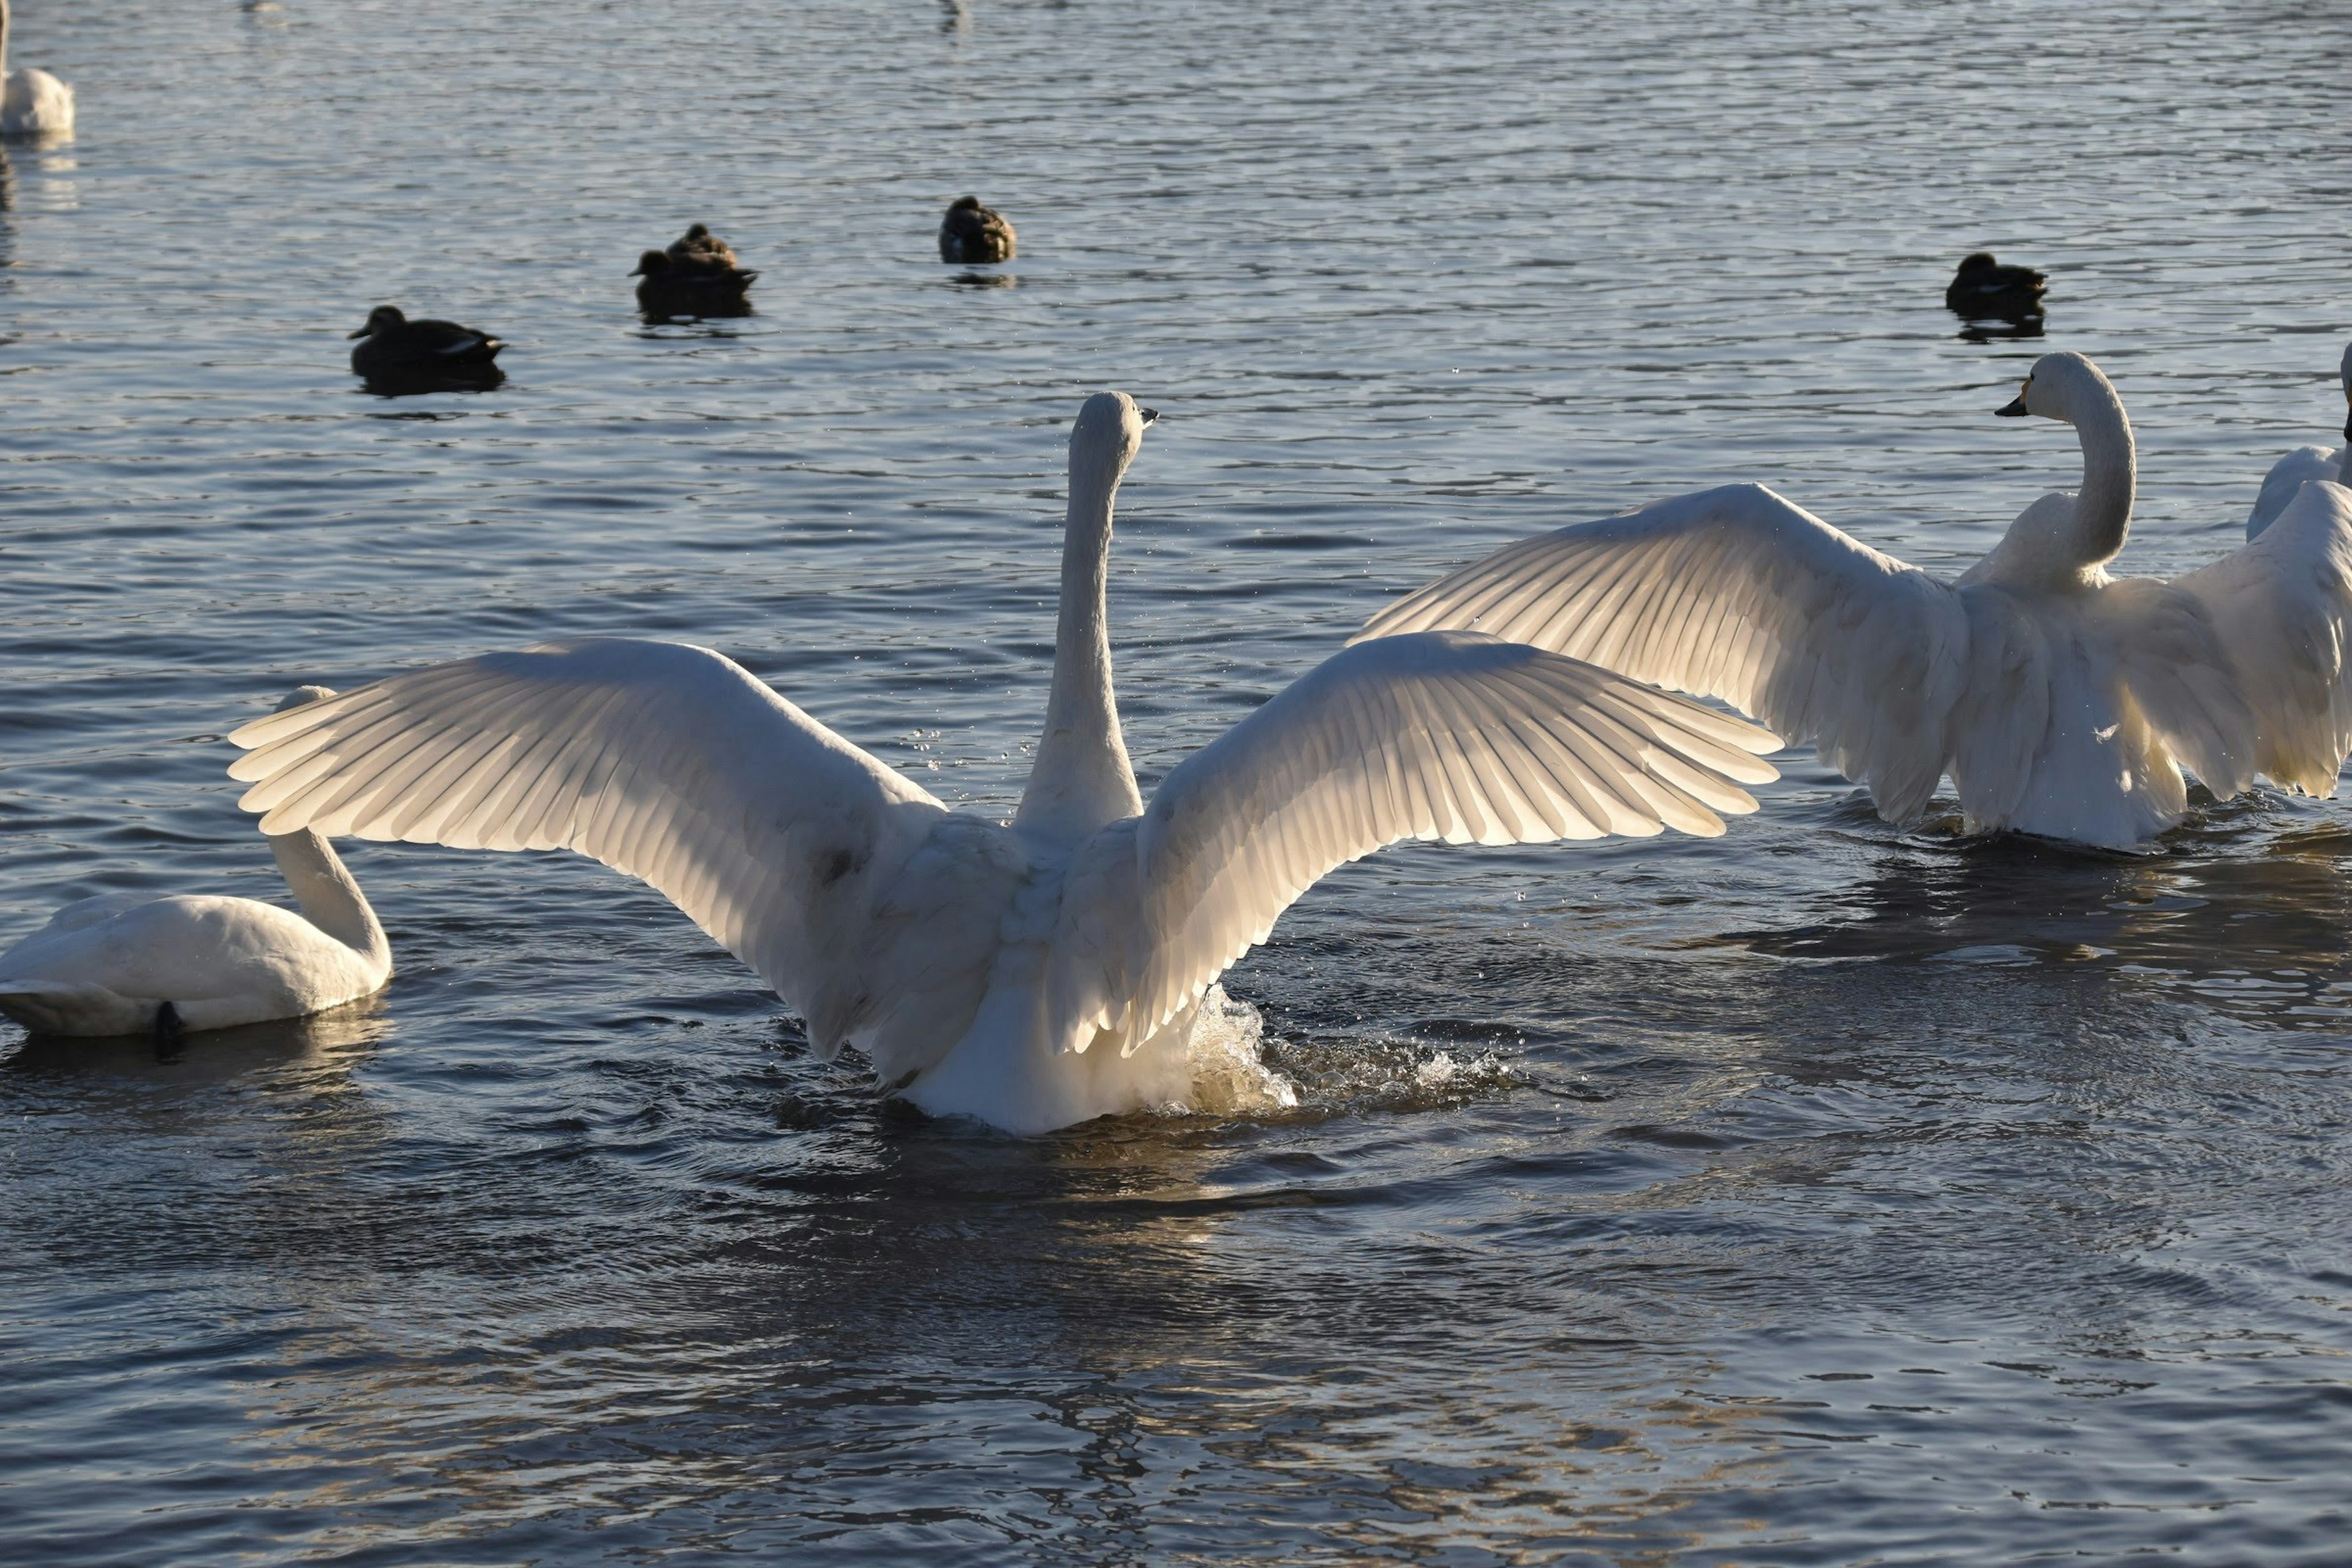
[0,981,148,1038]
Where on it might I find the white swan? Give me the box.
[1357,351,2352,849]
[0,688,391,1040]
[2245,339,2352,540]
[224,393,1781,1134]
[0,0,74,139]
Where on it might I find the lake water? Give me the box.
[4,1,2351,1562]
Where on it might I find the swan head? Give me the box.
[1070,391,1158,480]
[630,250,669,278]
[274,685,337,714]
[349,306,405,341]
[1994,350,2116,424]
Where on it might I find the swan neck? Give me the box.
[1014,450,1142,840]
[2068,378,2135,568]
[271,829,391,972]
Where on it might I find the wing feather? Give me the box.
[228,638,965,1055]
[2176,480,2352,795]
[1046,631,1782,1051]
[1357,484,1970,821]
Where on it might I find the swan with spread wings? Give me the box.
[1359,352,2352,849]
[227,393,1780,1134]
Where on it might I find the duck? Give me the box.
[1945,252,2048,318]
[1356,350,2352,850]
[225,393,1781,1135]
[2245,339,2352,540]
[939,195,1016,263]
[633,224,756,317]
[668,222,739,270]
[0,688,393,1042]
[347,305,504,387]
[0,0,74,138]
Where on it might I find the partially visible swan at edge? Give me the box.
[0,688,391,1040]
[2245,339,2352,540]
[1357,351,2352,850]
[225,393,1781,1135]
[0,0,74,139]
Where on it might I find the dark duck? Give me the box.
[938,195,1016,264]
[347,306,504,389]
[633,223,757,317]
[1945,252,2048,318]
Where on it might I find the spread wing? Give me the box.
[1352,483,1970,821]
[1045,631,1781,1053]
[225,638,977,1060]
[2245,445,2345,541]
[2176,480,2352,796]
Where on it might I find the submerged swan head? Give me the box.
[349,305,405,340]
[277,685,336,714]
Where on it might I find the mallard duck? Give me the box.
[347,305,504,386]
[1945,252,2048,317]
[634,225,756,317]
[939,195,1015,263]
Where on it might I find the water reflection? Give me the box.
[946,268,1017,290]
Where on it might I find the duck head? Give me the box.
[349,306,405,340]
[631,251,670,278]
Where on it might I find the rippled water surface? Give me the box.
[6,2,2352,1562]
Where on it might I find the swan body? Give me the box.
[348,305,504,386]
[635,224,756,316]
[1945,251,2046,317]
[225,394,1781,1134]
[1359,352,2352,848]
[940,195,1015,263]
[2245,339,2352,540]
[0,689,392,1038]
[0,1,73,139]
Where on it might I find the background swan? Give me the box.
[0,0,74,138]
[225,393,1779,1135]
[2245,339,2352,540]
[0,688,391,1040]
[1358,351,2352,849]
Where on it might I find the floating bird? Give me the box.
[0,0,74,138]
[1945,252,2048,318]
[347,305,504,388]
[633,223,756,317]
[668,222,739,270]
[2245,339,2352,540]
[225,394,1779,1134]
[0,688,393,1041]
[1357,351,2352,850]
[939,195,1015,263]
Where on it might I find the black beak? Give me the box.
[1996,396,2029,417]
[347,326,371,339]
[629,265,645,277]
[1138,407,1159,426]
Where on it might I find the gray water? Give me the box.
[4,1,2351,1562]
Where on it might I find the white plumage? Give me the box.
[1358,351,2352,848]
[0,0,74,139]
[225,393,1781,1134]
[0,689,391,1038]
[2245,339,2352,540]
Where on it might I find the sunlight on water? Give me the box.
[3,0,2351,1562]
